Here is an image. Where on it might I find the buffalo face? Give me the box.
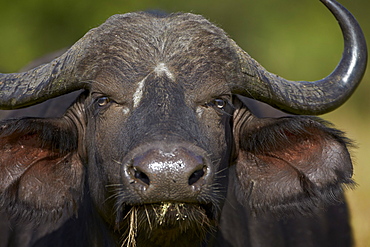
[9,13,238,246]
[83,40,237,245]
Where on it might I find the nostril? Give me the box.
[188,167,206,185]
[133,167,150,185]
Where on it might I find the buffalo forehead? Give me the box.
[88,12,238,99]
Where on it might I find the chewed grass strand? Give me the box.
[121,207,138,247]
[117,203,216,247]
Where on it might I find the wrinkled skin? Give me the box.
[0,12,354,247]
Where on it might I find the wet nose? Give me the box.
[126,146,210,202]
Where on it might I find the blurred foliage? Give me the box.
[0,0,369,246]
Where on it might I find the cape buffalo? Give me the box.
[0,0,367,246]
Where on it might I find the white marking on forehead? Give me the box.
[133,63,174,108]
[196,106,204,118]
[122,107,130,115]
[154,63,174,81]
[133,76,147,108]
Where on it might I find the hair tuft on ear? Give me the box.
[0,118,85,224]
[233,112,354,216]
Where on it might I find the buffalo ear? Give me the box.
[0,118,84,223]
[233,103,354,215]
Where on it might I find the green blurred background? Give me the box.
[0,0,368,246]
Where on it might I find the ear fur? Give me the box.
[233,98,354,215]
[0,117,84,223]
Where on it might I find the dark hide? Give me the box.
[0,96,353,247]
[0,12,354,247]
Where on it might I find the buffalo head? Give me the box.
[0,0,367,246]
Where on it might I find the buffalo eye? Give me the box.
[213,99,226,109]
[205,99,226,110]
[96,96,111,107]
[203,98,231,115]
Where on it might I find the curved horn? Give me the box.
[0,30,96,110]
[232,0,367,115]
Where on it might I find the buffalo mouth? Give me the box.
[116,202,216,246]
